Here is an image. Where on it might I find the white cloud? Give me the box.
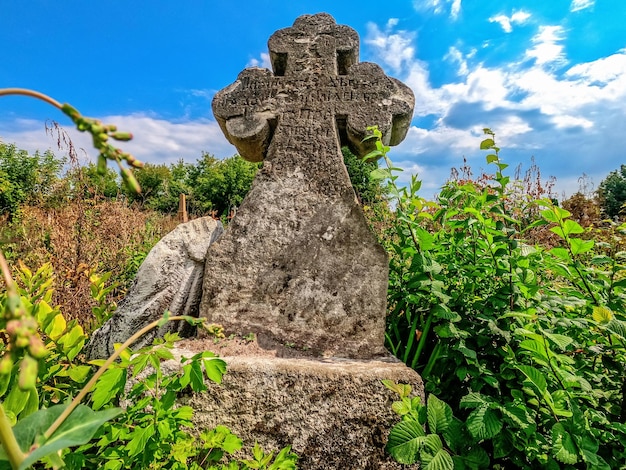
[489,11,531,33]
[247,52,271,69]
[360,18,626,199]
[451,0,462,19]
[445,46,470,75]
[413,0,462,20]
[0,114,236,167]
[525,25,567,67]
[570,0,594,12]
[566,49,626,85]
[552,114,593,129]
[365,21,416,73]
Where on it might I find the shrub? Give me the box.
[369,127,626,468]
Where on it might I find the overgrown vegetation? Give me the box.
[0,262,298,469]
[367,127,626,468]
[4,85,626,468]
[0,89,299,469]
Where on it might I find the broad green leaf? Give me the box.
[516,365,547,396]
[551,423,578,464]
[223,433,244,454]
[549,247,570,260]
[103,459,123,470]
[422,447,454,470]
[203,358,227,385]
[363,150,384,161]
[91,368,127,410]
[500,403,534,430]
[562,219,584,235]
[173,406,194,420]
[605,319,626,339]
[67,365,91,383]
[416,227,435,251]
[466,407,502,441]
[47,313,67,341]
[569,238,594,255]
[21,387,38,418]
[550,390,572,417]
[541,209,560,223]
[189,360,207,392]
[592,306,613,324]
[427,395,452,434]
[157,419,171,439]
[58,324,87,361]
[543,332,574,350]
[519,339,549,363]
[35,300,55,329]
[3,385,31,418]
[459,392,491,409]
[392,398,413,416]
[126,424,155,458]
[462,446,490,470]
[385,419,426,464]
[369,168,389,180]
[2,404,123,470]
[382,380,412,399]
[480,138,494,150]
[485,154,498,164]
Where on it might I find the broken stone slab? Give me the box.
[85,217,224,359]
[200,13,415,358]
[169,342,424,470]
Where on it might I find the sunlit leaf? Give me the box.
[427,395,452,434]
[203,357,227,385]
[480,139,494,150]
[516,365,547,396]
[552,423,578,464]
[385,419,426,464]
[466,407,502,441]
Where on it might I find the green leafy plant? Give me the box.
[368,127,626,468]
[0,260,298,469]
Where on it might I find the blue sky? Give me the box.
[1,0,625,198]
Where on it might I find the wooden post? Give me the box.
[178,194,188,223]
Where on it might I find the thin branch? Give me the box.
[42,315,194,440]
[0,88,63,110]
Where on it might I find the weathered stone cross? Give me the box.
[200,13,415,358]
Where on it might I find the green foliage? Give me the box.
[186,153,261,216]
[0,262,298,469]
[123,163,176,208]
[75,163,121,199]
[341,146,386,205]
[0,142,64,217]
[597,164,626,219]
[374,127,626,468]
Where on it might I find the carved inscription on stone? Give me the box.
[200,13,415,358]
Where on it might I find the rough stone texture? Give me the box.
[201,13,415,358]
[172,345,424,470]
[85,217,223,359]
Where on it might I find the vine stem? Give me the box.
[0,251,26,469]
[42,315,193,440]
[0,88,63,110]
[0,405,24,469]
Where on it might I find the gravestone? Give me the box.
[85,217,223,359]
[201,12,414,358]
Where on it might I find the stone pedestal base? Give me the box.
[178,352,423,469]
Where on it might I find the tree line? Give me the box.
[0,142,385,219]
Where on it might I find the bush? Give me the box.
[0,261,298,469]
[371,127,626,468]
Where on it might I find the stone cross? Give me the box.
[200,13,415,358]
